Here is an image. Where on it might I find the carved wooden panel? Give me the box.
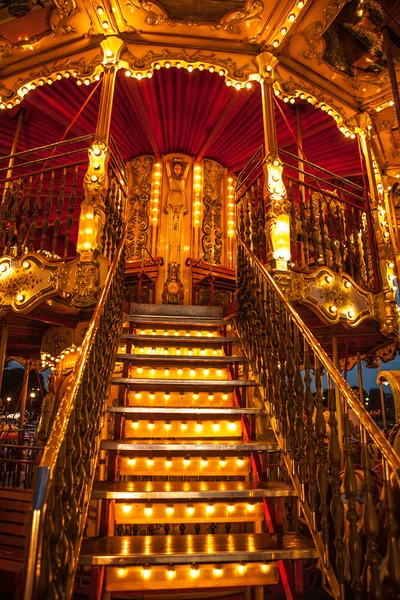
[201,159,224,265]
[126,156,153,262]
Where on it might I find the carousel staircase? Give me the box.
[79,304,318,599]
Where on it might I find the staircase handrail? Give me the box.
[237,234,400,474]
[23,228,127,600]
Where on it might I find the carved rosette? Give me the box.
[201,159,224,265]
[126,156,154,261]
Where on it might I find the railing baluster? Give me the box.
[64,166,78,258]
[40,170,54,253]
[303,341,316,529]
[17,176,32,256]
[294,327,306,500]
[28,173,43,253]
[314,358,329,564]
[52,168,66,255]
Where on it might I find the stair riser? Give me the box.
[106,563,279,592]
[119,456,250,477]
[125,391,234,407]
[124,419,242,438]
[114,501,263,524]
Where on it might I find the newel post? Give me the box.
[254,52,290,272]
[72,37,124,307]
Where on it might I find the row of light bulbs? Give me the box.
[151,161,162,225]
[130,420,239,433]
[193,164,202,226]
[227,177,236,238]
[133,367,225,376]
[138,329,216,336]
[131,392,230,401]
[276,89,356,138]
[117,562,270,579]
[127,456,246,467]
[134,347,221,356]
[41,345,81,368]
[120,501,256,517]
[270,0,307,49]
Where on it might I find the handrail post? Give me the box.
[74,37,125,308]
[332,336,344,467]
[253,53,289,271]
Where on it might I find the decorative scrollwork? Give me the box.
[50,0,77,35]
[201,159,223,265]
[301,1,347,63]
[212,0,264,34]
[126,156,153,261]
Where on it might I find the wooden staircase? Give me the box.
[79,304,318,599]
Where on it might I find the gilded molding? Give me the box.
[122,48,256,81]
[0,54,103,106]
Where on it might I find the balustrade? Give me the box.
[23,230,126,600]
[0,135,127,261]
[236,234,400,599]
[235,146,379,292]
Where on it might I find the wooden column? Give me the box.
[2,107,25,200]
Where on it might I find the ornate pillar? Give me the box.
[254,52,289,271]
[357,115,399,335]
[73,37,124,307]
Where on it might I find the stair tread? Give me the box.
[121,335,237,346]
[91,480,296,499]
[79,533,317,565]
[107,406,265,416]
[112,379,255,391]
[116,355,244,365]
[100,440,279,452]
[127,316,226,327]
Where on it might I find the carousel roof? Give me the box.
[0,67,363,178]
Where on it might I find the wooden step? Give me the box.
[79,532,317,565]
[116,355,244,366]
[126,391,234,408]
[127,316,226,328]
[112,379,255,392]
[121,334,237,347]
[91,480,296,500]
[100,440,279,453]
[119,455,252,476]
[107,407,265,417]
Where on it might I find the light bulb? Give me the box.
[227,503,235,514]
[193,393,199,400]
[167,567,176,579]
[190,369,196,377]
[132,421,139,429]
[228,422,237,432]
[213,566,223,577]
[166,505,174,516]
[144,505,153,517]
[142,566,151,579]
[206,504,215,515]
[237,564,246,575]
[195,423,203,433]
[147,458,154,467]
[237,457,245,467]
[190,565,199,578]
[181,421,188,431]
[186,505,195,515]
[219,457,226,466]
[213,423,221,433]
[148,421,155,430]
[122,504,132,514]
[203,369,209,376]
[164,422,172,431]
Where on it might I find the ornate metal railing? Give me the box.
[22,229,126,600]
[235,146,380,291]
[236,234,400,600]
[0,135,127,260]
